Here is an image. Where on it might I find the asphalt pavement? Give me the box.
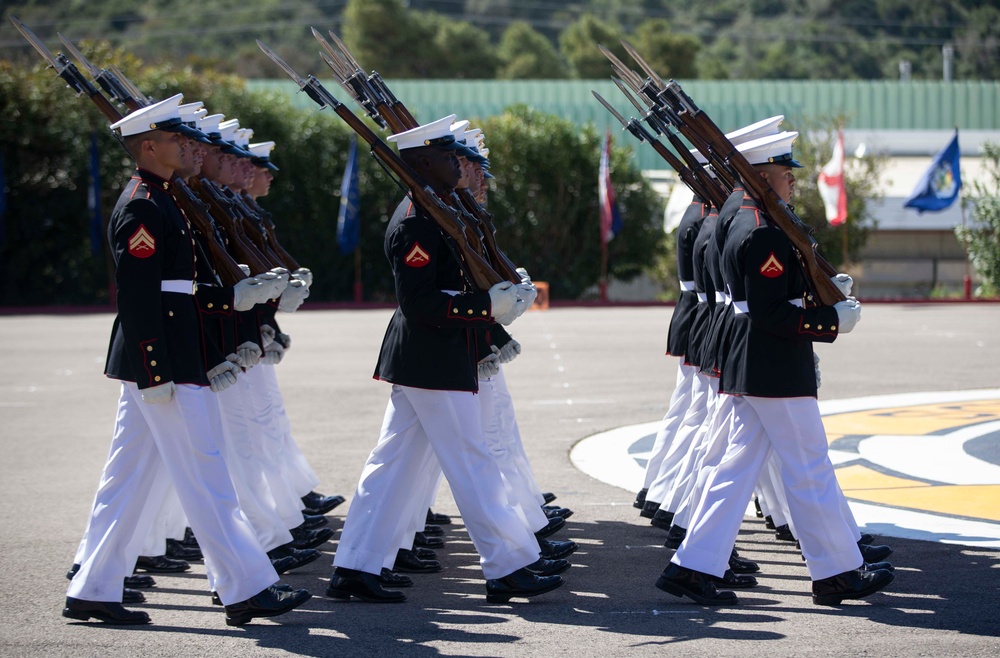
[0,303,997,657]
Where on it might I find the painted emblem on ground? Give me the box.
[571,389,1000,548]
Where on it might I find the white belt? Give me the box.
[723,293,732,306]
[679,280,695,292]
[161,280,197,295]
[696,292,708,303]
[732,297,803,315]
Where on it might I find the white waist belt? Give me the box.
[696,292,708,303]
[161,280,197,295]
[732,297,804,315]
[679,280,695,292]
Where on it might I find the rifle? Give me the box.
[313,29,522,283]
[13,19,247,286]
[618,46,843,305]
[258,40,504,292]
[189,177,273,275]
[241,192,301,270]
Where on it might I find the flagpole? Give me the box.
[600,234,608,303]
[353,246,363,303]
[961,199,971,300]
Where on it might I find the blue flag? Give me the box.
[88,132,103,256]
[904,130,962,213]
[336,135,360,255]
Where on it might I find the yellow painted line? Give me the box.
[824,400,1000,439]
[836,463,932,490]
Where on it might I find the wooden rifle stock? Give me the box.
[241,193,301,270]
[190,178,271,274]
[172,181,247,285]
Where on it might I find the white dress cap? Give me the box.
[199,113,225,137]
[387,114,460,151]
[737,130,802,167]
[248,142,276,159]
[110,93,184,137]
[691,115,785,164]
[177,101,204,123]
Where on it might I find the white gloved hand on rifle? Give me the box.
[278,279,309,313]
[814,351,822,389]
[478,346,501,380]
[516,267,532,284]
[499,338,521,364]
[261,341,285,365]
[260,324,276,347]
[207,359,240,392]
[488,281,518,320]
[236,341,261,368]
[233,274,286,311]
[293,267,313,288]
[832,273,854,297]
[833,298,862,334]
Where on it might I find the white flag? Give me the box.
[817,129,847,226]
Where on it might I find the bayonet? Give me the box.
[598,44,644,90]
[328,30,364,74]
[9,16,63,71]
[256,40,310,90]
[621,39,666,90]
[56,33,99,78]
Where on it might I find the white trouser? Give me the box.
[647,371,711,506]
[216,380,294,552]
[68,383,277,605]
[642,363,696,492]
[662,378,720,514]
[257,363,321,496]
[385,453,443,571]
[759,453,792,530]
[138,486,186,556]
[671,382,728,529]
[334,385,540,580]
[242,366,307,529]
[480,369,547,532]
[673,396,862,581]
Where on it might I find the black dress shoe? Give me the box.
[225,584,312,625]
[650,509,674,531]
[640,500,660,519]
[135,555,189,573]
[267,545,322,573]
[413,532,445,549]
[413,547,437,561]
[394,548,443,574]
[63,597,150,625]
[812,567,894,606]
[213,583,294,606]
[774,524,796,542]
[301,491,346,516]
[533,516,565,539]
[753,497,764,518]
[486,568,563,603]
[663,525,687,550]
[764,514,775,530]
[122,588,146,604]
[538,539,578,560]
[708,569,758,589]
[541,492,557,505]
[426,508,452,525]
[270,556,299,575]
[864,561,895,572]
[124,574,156,589]
[525,558,570,576]
[180,527,199,548]
[166,538,203,561]
[543,506,574,520]
[729,550,760,574]
[858,533,875,545]
[326,568,406,602]
[289,526,334,551]
[378,568,413,588]
[859,542,893,562]
[634,488,648,509]
[655,563,739,606]
[300,514,329,529]
[422,524,444,536]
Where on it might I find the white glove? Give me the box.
[260,324,276,347]
[832,273,854,297]
[237,264,252,277]
[813,352,821,389]
[499,338,521,364]
[207,359,240,392]
[515,267,531,284]
[237,341,261,368]
[478,347,501,380]
[517,282,537,314]
[494,287,528,326]
[141,381,175,404]
[834,298,861,334]
[293,267,313,288]
[278,279,309,313]
[233,275,286,311]
[488,281,518,319]
[262,341,285,365]
[277,332,291,349]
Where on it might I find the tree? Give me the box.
[496,21,568,80]
[479,105,666,299]
[342,0,440,78]
[559,13,627,79]
[955,142,1000,296]
[627,18,700,79]
[432,20,498,79]
[785,116,888,270]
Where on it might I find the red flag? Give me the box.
[599,129,623,243]
[817,128,848,226]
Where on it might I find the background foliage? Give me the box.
[0,46,663,306]
[956,142,1000,297]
